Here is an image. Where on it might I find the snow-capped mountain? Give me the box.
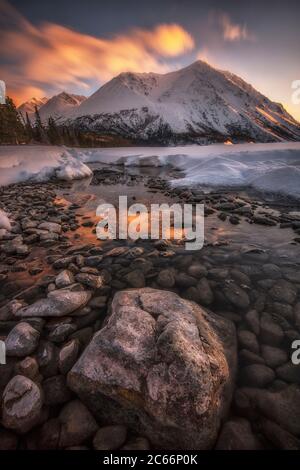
[18,92,86,123]
[69,60,300,144]
[38,92,86,123]
[18,97,48,118]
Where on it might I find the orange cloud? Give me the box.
[219,13,254,42]
[0,1,194,105]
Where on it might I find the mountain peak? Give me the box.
[72,61,300,144]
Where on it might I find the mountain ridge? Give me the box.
[19,61,300,144]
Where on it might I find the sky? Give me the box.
[0,0,299,120]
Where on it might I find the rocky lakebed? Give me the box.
[1,162,300,450]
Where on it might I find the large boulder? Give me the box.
[68,288,237,449]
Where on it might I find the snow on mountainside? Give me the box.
[38,92,86,123]
[18,97,48,118]
[70,60,300,144]
[18,92,86,123]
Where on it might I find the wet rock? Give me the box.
[59,339,80,375]
[253,215,276,226]
[269,280,297,305]
[121,436,150,450]
[75,273,104,289]
[196,277,214,305]
[36,340,58,377]
[245,310,260,336]
[68,288,237,449]
[236,385,300,436]
[104,247,129,257]
[5,322,40,357]
[261,345,288,368]
[175,272,197,288]
[276,363,300,384]
[237,330,259,354]
[58,400,98,448]
[156,269,176,288]
[223,283,250,310]
[15,290,92,318]
[259,417,300,450]
[260,313,284,346]
[55,270,74,288]
[125,269,145,288]
[43,375,72,405]
[93,425,127,450]
[240,364,275,388]
[38,222,61,234]
[15,356,39,380]
[85,256,103,267]
[48,323,77,343]
[2,375,43,433]
[262,264,282,280]
[215,418,261,450]
[187,264,207,278]
[39,418,61,450]
[239,349,265,366]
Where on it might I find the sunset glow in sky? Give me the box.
[0,0,299,120]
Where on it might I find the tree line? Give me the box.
[0,96,98,146]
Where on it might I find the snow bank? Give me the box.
[70,142,300,199]
[1,142,300,199]
[0,145,92,187]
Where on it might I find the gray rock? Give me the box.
[262,264,282,280]
[121,436,150,450]
[58,400,98,448]
[240,364,275,388]
[259,417,300,450]
[93,425,127,450]
[261,345,288,368]
[156,269,176,288]
[223,283,250,310]
[55,270,74,288]
[196,277,214,305]
[260,313,284,346]
[2,375,43,433]
[245,310,260,335]
[276,363,300,384]
[38,222,61,234]
[68,288,237,450]
[236,385,300,436]
[5,322,40,357]
[15,356,39,380]
[125,269,145,288]
[269,280,297,305]
[48,323,77,343]
[59,339,80,375]
[75,273,104,289]
[43,375,72,405]
[187,264,207,278]
[239,349,265,366]
[216,418,262,450]
[237,330,259,354]
[14,290,92,318]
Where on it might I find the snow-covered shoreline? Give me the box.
[1,142,300,199]
[0,145,92,187]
